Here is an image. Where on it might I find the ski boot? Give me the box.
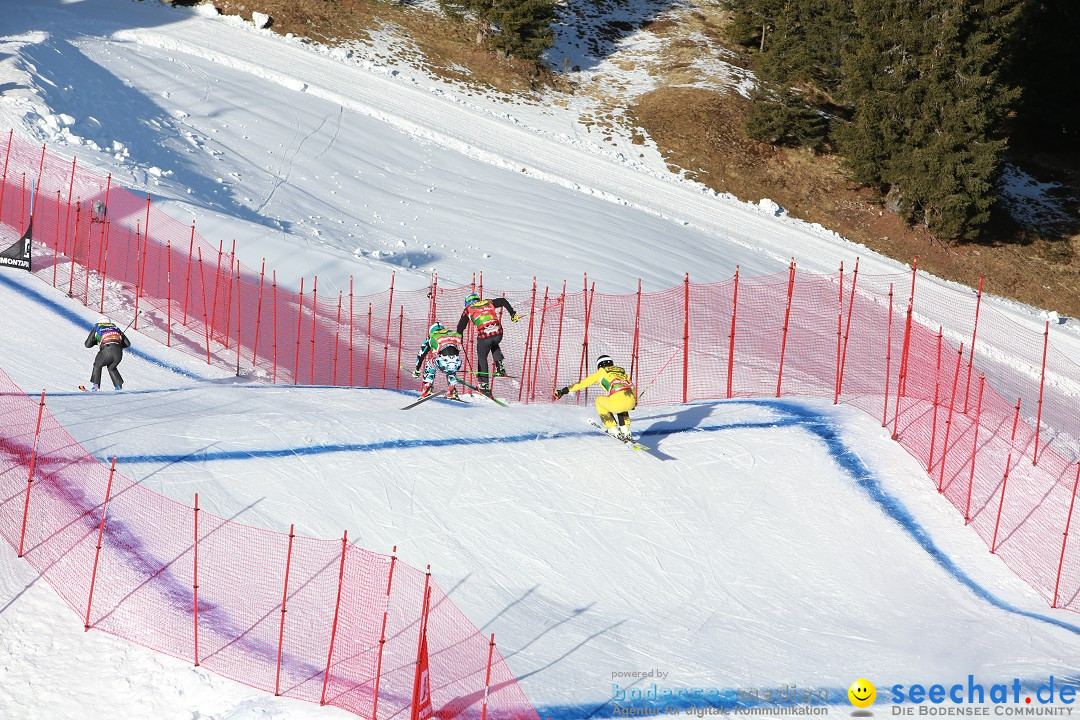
[617,425,634,443]
[494,361,508,378]
[91,384,99,392]
[479,381,491,394]
[419,383,435,399]
[446,386,460,400]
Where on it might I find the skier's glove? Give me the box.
[552,387,569,401]
[511,314,521,323]
[411,368,422,378]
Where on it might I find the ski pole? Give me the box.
[635,347,682,402]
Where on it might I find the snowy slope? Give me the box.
[3,1,1080,719]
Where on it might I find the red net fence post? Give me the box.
[727,266,739,399]
[936,343,965,493]
[963,277,984,412]
[833,262,843,403]
[348,277,355,386]
[882,284,894,427]
[891,301,913,439]
[372,547,397,720]
[197,247,211,364]
[1053,465,1080,608]
[293,277,305,385]
[549,282,567,402]
[95,174,112,313]
[210,239,223,342]
[409,569,433,720]
[225,242,237,350]
[775,263,794,398]
[274,523,295,696]
[395,306,404,390]
[253,259,266,367]
[183,223,195,326]
[518,279,537,403]
[991,399,1022,553]
[683,272,690,403]
[0,129,11,220]
[963,375,986,524]
[365,302,373,387]
[17,389,46,558]
[530,286,550,403]
[481,634,496,720]
[272,271,279,384]
[309,275,319,385]
[67,202,81,299]
[1033,320,1049,466]
[927,327,944,472]
[99,219,111,313]
[631,279,642,390]
[84,456,117,631]
[59,156,74,290]
[576,276,593,404]
[166,237,173,347]
[382,272,395,388]
[835,257,859,402]
[234,258,242,375]
[320,530,349,706]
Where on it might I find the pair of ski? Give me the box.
[400,376,509,410]
[587,419,650,451]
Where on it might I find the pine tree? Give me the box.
[745,86,828,149]
[838,0,1024,240]
[723,0,787,52]
[755,0,854,94]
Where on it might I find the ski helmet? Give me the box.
[596,354,614,369]
[464,293,480,308]
[97,315,111,325]
[430,322,444,335]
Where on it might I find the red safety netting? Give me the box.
[0,367,537,719]
[3,133,1080,715]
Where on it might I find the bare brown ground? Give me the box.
[209,0,550,94]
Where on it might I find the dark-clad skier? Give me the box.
[456,292,519,392]
[84,315,131,391]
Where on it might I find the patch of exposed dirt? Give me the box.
[209,0,548,94]
[633,86,1080,317]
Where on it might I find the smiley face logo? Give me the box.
[848,679,876,708]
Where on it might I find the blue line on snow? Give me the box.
[111,397,1080,637]
[0,271,204,380]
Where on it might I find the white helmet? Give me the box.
[596,354,614,369]
[97,315,111,325]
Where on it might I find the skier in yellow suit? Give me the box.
[553,354,638,442]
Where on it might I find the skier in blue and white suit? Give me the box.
[412,322,464,399]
